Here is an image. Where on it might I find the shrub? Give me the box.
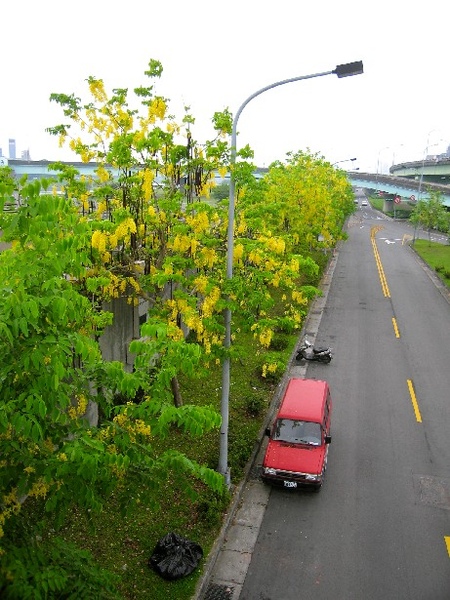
[269,334,289,351]
[255,353,285,383]
[245,393,267,417]
[194,488,230,528]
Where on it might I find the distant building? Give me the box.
[21,149,31,161]
[8,139,16,159]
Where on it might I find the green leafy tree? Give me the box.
[410,191,449,244]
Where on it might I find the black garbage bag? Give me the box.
[149,532,203,580]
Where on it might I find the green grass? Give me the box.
[412,239,450,287]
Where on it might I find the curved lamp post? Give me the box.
[219,61,364,485]
[418,130,444,201]
[332,157,357,166]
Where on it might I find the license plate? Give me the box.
[284,481,297,488]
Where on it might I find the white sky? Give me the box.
[2,0,449,174]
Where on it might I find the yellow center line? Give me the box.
[371,227,390,298]
[445,537,450,558]
[392,317,400,338]
[407,379,422,423]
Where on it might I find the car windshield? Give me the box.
[273,419,322,445]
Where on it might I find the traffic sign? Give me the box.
[410,195,416,201]
[394,196,401,204]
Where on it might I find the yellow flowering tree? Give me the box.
[46,63,354,390]
[260,150,355,252]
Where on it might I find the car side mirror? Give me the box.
[325,435,332,444]
[265,427,271,437]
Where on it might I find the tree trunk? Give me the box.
[171,376,183,407]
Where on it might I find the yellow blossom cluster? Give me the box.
[167,297,206,341]
[95,165,111,183]
[236,219,247,235]
[140,169,154,201]
[0,489,22,541]
[68,394,88,420]
[91,230,108,253]
[0,424,12,441]
[91,218,139,264]
[99,273,141,301]
[262,362,279,378]
[263,236,285,254]
[148,97,167,122]
[248,250,262,266]
[290,257,300,272]
[291,290,307,305]
[68,138,95,163]
[116,108,133,130]
[193,274,209,295]
[80,193,90,213]
[258,328,273,348]
[186,212,210,234]
[115,218,137,241]
[28,479,51,499]
[233,243,244,264]
[112,411,152,444]
[171,234,192,253]
[88,78,107,103]
[198,247,218,269]
[166,122,180,135]
[264,257,277,271]
[95,200,107,217]
[201,287,221,318]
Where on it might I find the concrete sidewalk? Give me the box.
[194,248,339,600]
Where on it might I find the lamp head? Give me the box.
[333,61,364,78]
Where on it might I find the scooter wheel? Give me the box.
[322,356,331,364]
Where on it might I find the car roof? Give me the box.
[277,378,329,422]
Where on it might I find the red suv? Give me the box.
[262,378,332,491]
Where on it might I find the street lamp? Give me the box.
[332,157,357,166]
[418,130,444,201]
[218,61,364,485]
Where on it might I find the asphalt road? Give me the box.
[239,205,450,599]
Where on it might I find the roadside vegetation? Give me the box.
[412,239,450,287]
[0,60,353,599]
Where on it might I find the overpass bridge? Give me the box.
[2,156,450,208]
[347,170,450,208]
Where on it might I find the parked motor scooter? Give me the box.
[296,338,333,364]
